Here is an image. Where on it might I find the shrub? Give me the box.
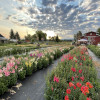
[0,82,8,95]
[18,70,26,80]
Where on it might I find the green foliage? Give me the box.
[9,73,18,86]
[42,57,49,68]
[18,70,26,80]
[45,47,100,100]
[88,45,100,58]
[97,27,100,35]
[0,82,8,95]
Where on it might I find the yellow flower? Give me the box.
[25,62,28,67]
[29,62,32,67]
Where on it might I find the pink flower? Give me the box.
[85,52,88,55]
[87,97,92,100]
[4,70,10,76]
[54,76,59,83]
[80,76,84,81]
[11,69,15,73]
[0,69,3,73]
[15,65,18,70]
[72,76,74,81]
[79,69,82,73]
[75,76,78,78]
[61,58,64,62]
[17,61,20,64]
[30,53,33,57]
[51,87,53,91]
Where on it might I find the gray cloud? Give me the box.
[4,0,100,39]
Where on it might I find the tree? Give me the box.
[97,28,100,35]
[15,32,20,40]
[55,35,60,42]
[74,34,77,41]
[25,34,32,41]
[10,29,15,39]
[76,31,82,40]
[36,30,47,41]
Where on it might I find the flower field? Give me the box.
[88,45,100,58]
[45,46,100,100]
[0,46,74,95]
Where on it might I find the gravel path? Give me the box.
[88,49,100,81]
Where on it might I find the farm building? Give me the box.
[0,34,8,43]
[81,31,100,45]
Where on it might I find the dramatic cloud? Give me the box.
[0,0,100,39]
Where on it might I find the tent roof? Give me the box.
[78,39,88,42]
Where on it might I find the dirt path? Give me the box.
[88,49,100,81]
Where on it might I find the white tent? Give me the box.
[78,39,88,42]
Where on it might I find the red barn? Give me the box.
[81,32,100,45]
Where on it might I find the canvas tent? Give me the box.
[78,39,88,42]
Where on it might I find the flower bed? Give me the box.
[88,45,100,58]
[45,46,100,100]
[0,46,74,95]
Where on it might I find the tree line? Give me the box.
[9,29,60,42]
[25,30,60,42]
[10,29,20,40]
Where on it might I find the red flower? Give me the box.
[71,67,76,72]
[80,76,84,81]
[87,97,92,100]
[81,86,89,95]
[76,82,82,87]
[80,63,82,66]
[75,60,77,63]
[79,69,82,73]
[65,95,69,100]
[72,77,74,81]
[73,85,76,90]
[69,82,74,87]
[66,89,71,94]
[84,57,86,61]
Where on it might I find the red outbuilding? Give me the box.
[81,31,100,45]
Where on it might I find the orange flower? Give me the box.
[86,82,93,89]
[69,82,74,87]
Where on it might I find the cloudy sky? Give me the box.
[0,0,100,39]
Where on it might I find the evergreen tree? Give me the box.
[55,35,60,42]
[15,32,20,40]
[10,29,15,39]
